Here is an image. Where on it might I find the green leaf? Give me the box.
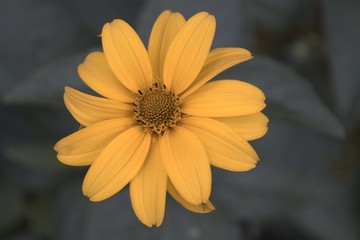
[56,182,241,240]
[2,53,88,107]
[221,56,345,138]
[321,0,360,128]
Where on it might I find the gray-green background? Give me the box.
[1,0,359,239]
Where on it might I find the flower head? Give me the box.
[54,10,268,227]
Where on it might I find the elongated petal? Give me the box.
[167,180,215,213]
[163,12,215,94]
[64,87,132,126]
[57,151,100,166]
[102,20,153,92]
[83,126,151,201]
[148,11,185,82]
[130,137,167,227]
[181,117,258,171]
[181,48,252,99]
[78,51,134,102]
[54,118,136,166]
[214,113,269,141]
[181,80,265,117]
[159,126,211,205]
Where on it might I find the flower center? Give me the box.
[133,83,181,135]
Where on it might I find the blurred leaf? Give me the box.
[0,107,36,142]
[62,0,145,32]
[3,53,88,107]
[221,56,345,138]
[2,233,34,240]
[1,106,79,137]
[2,142,64,172]
[247,0,316,33]
[55,182,241,240]
[55,183,158,240]
[321,0,360,128]
[2,157,71,191]
[162,200,240,240]
[0,0,93,94]
[136,0,252,48]
[0,64,12,98]
[27,195,55,239]
[0,184,25,233]
[0,105,78,150]
[293,202,358,240]
[213,122,358,240]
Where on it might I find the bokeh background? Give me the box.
[1,0,359,239]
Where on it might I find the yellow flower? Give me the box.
[54,10,268,227]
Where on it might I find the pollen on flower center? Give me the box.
[133,83,181,134]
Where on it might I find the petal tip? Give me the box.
[110,19,127,27]
[88,196,96,202]
[155,221,163,227]
[53,141,60,151]
[204,201,216,212]
[102,22,111,31]
[77,64,83,75]
[161,9,172,15]
[196,11,210,17]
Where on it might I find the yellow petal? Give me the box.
[180,117,258,172]
[130,136,167,227]
[57,151,100,166]
[102,20,153,92]
[214,113,269,141]
[163,12,216,94]
[83,126,151,201]
[148,11,185,82]
[54,118,136,166]
[159,126,211,205]
[181,48,252,100]
[78,51,134,102]
[181,80,266,117]
[167,180,215,213]
[64,87,132,126]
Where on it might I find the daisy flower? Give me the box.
[54,10,268,227]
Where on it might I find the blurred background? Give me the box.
[1,0,359,239]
